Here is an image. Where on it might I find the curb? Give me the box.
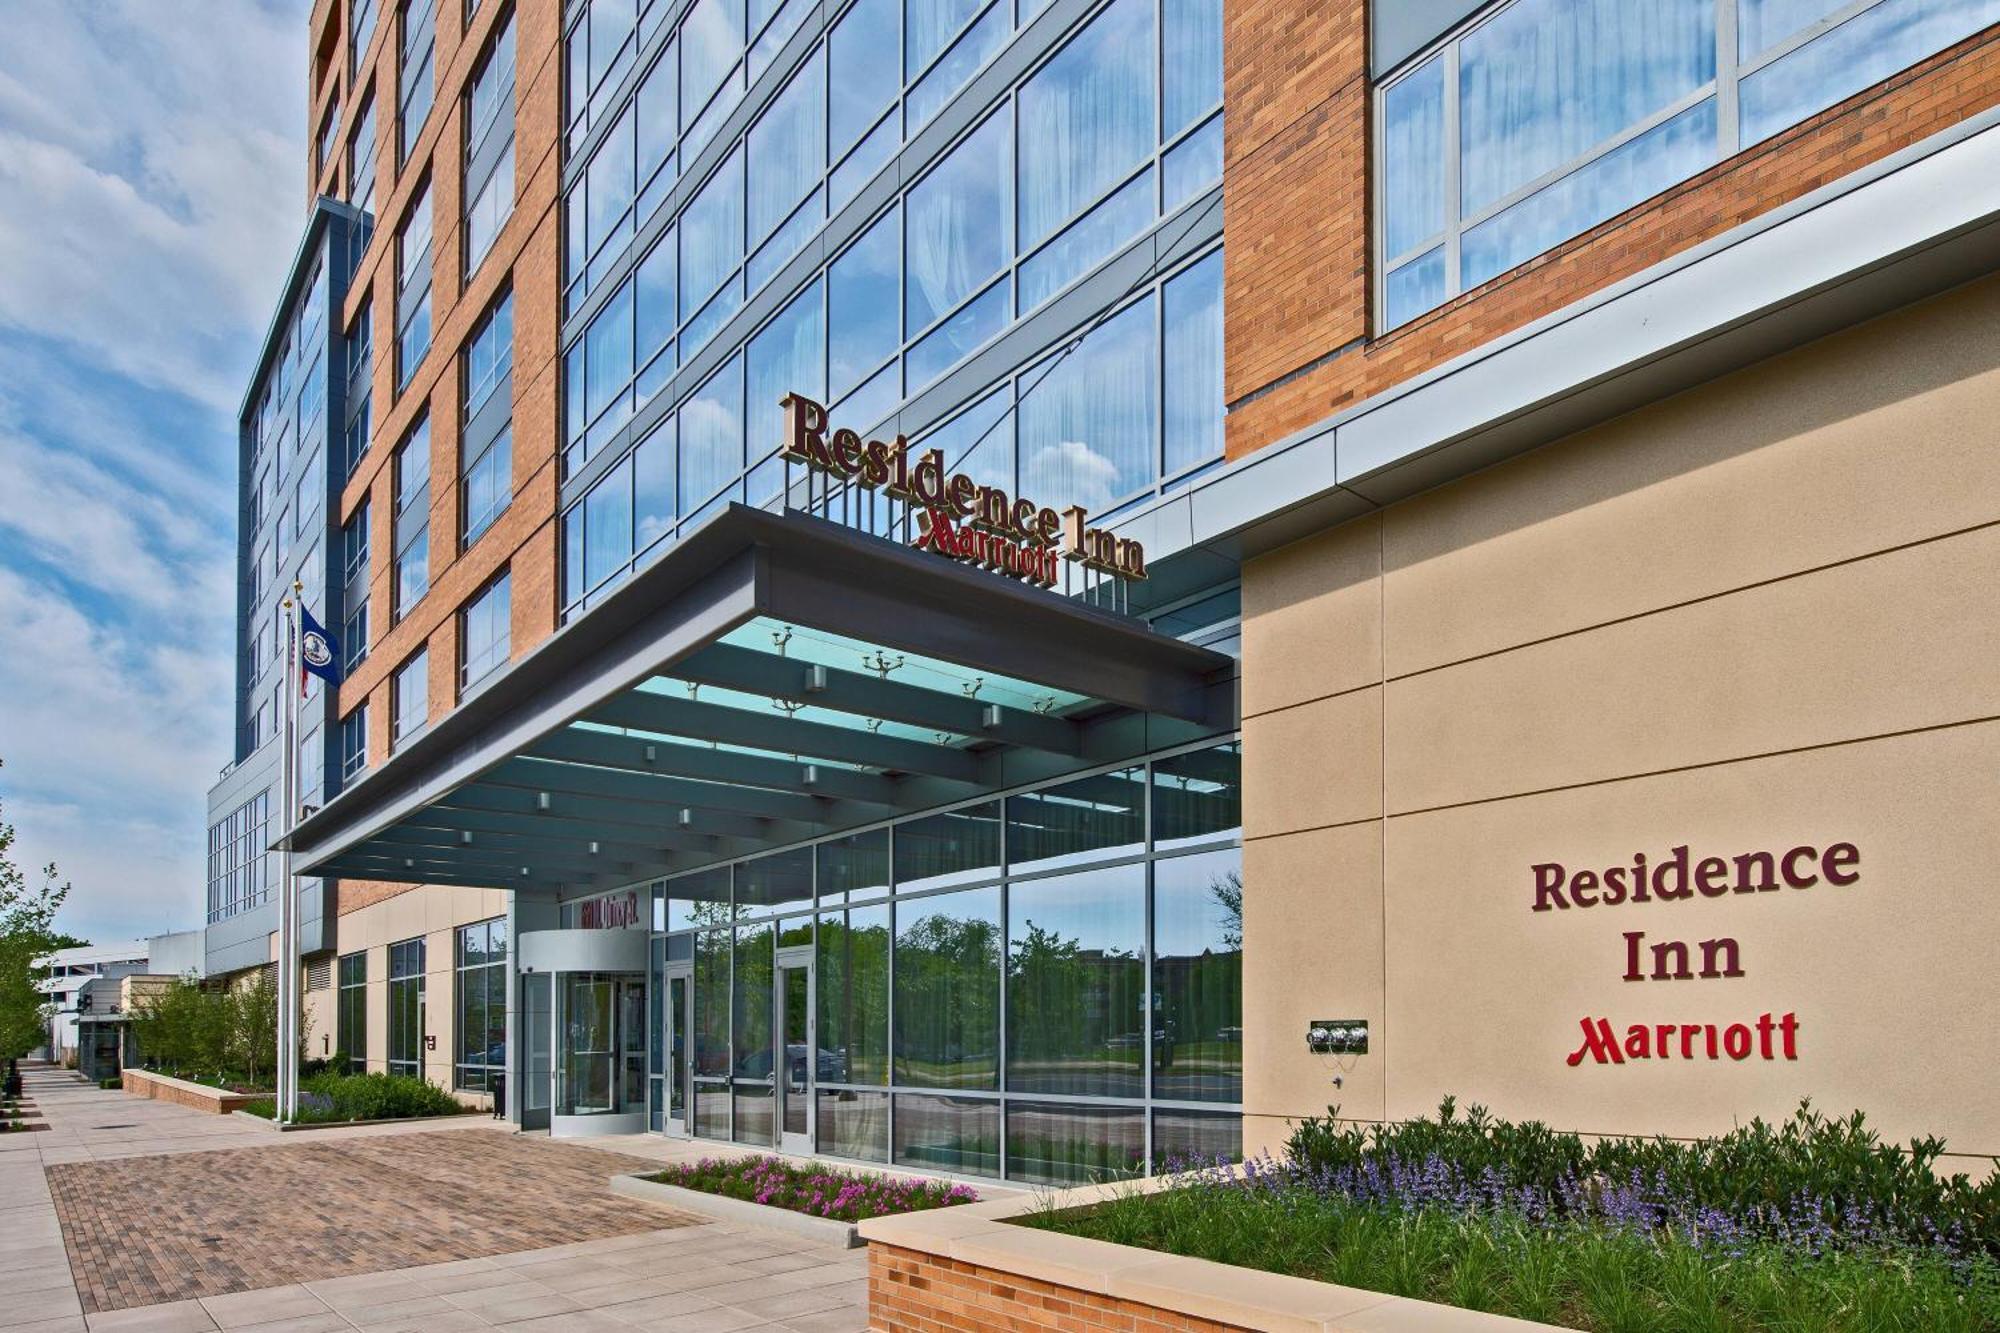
[610,1172,863,1248]
[230,1109,495,1133]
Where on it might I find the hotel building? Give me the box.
[207,0,2000,1181]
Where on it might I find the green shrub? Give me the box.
[97,1075,120,1089]
[1283,1098,2000,1258]
[295,1070,465,1122]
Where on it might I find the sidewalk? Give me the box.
[0,1067,870,1332]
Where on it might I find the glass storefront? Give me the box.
[646,738,1242,1183]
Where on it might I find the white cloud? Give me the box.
[0,0,307,411]
[0,0,306,943]
[0,565,229,939]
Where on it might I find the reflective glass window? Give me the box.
[748,52,825,245]
[1152,743,1241,848]
[1006,769,1144,873]
[830,0,897,154]
[1019,296,1155,511]
[1006,1102,1145,1185]
[893,801,1000,891]
[828,206,899,398]
[1006,864,1145,1097]
[1017,0,1154,249]
[1162,251,1223,476]
[905,0,982,79]
[681,149,745,320]
[736,846,814,918]
[905,111,1009,334]
[1152,847,1242,1102]
[892,885,1000,1089]
[817,829,889,904]
[680,353,743,507]
[745,280,824,468]
[818,901,889,1085]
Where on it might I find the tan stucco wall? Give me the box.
[1239,273,2000,1168]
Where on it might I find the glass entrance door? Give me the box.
[552,971,647,1133]
[558,975,616,1115]
[775,951,813,1155]
[664,967,691,1137]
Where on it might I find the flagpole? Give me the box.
[279,581,301,1124]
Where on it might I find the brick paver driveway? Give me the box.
[46,1129,696,1314]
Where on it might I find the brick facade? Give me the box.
[867,1244,1238,1333]
[307,0,565,918]
[1222,6,2000,458]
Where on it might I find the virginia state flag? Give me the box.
[299,605,342,691]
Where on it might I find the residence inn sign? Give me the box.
[780,393,1148,587]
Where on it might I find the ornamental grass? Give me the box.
[648,1154,978,1223]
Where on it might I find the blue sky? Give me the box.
[0,0,310,941]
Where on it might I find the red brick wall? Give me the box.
[1222,7,2000,458]
[868,1243,1237,1332]
[314,1,566,918]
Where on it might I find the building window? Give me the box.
[388,937,425,1076]
[393,417,430,617]
[396,183,433,388]
[464,290,513,421]
[348,93,379,215]
[392,648,429,749]
[398,0,436,165]
[1377,0,2000,330]
[350,0,379,79]
[339,704,369,783]
[337,951,367,1072]
[455,918,508,1091]
[294,446,326,535]
[465,16,516,275]
[299,727,325,812]
[340,498,370,670]
[205,791,272,923]
[316,101,339,179]
[459,570,510,692]
[342,306,372,477]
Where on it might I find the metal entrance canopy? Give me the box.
[288,505,1236,892]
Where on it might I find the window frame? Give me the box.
[458,568,511,693]
[392,647,429,749]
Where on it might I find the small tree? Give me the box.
[232,973,278,1087]
[0,759,71,1092]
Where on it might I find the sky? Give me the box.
[0,0,311,942]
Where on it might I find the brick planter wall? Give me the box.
[121,1068,260,1115]
[870,1243,1237,1333]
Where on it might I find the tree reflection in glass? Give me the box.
[1152,847,1243,1102]
[892,887,1000,1089]
[1006,864,1145,1098]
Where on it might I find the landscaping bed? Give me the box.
[646,1154,979,1223]
[236,1070,475,1124]
[1017,1100,2000,1331]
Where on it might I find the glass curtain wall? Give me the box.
[1378,0,2000,328]
[556,0,1225,621]
[387,937,426,1076]
[654,738,1242,1183]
